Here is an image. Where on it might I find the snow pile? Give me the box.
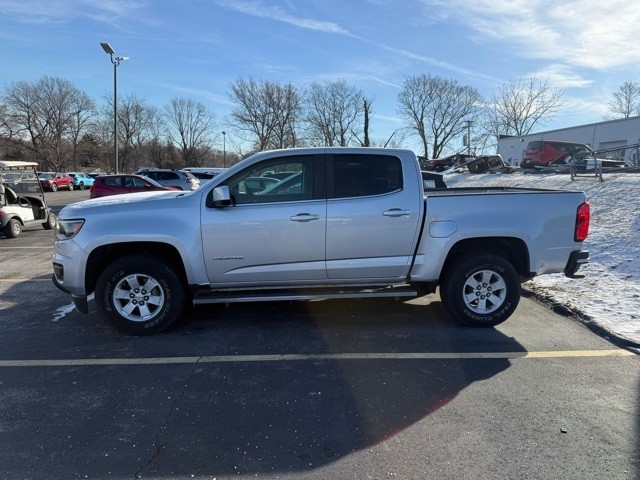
[444,170,640,344]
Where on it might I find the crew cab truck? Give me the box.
[52,148,590,335]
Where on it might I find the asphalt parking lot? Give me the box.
[0,190,638,480]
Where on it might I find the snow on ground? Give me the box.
[443,170,640,345]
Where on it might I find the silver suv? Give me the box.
[136,168,200,191]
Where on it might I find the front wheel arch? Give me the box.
[85,241,189,295]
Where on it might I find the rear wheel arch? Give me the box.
[439,236,531,283]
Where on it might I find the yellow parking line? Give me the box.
[0,278,51,282]
[0,349,634,367]
[0,246,52,249]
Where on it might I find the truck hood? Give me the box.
[59,191,187,218]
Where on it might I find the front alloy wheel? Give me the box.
[95,254,186,335]
[112,274,166,322]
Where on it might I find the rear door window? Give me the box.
[103,177,122,187]
[331,154,402,198]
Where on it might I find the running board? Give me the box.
[193,286,418,305]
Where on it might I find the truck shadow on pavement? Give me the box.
[139,298,526,477]
[0,288,526,479]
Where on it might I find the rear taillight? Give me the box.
[575,202,590,242]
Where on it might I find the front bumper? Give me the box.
[564,250,589,278]
[51,237,88,296]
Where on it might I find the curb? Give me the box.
[521,287,640,352]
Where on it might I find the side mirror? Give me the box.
[210,185,232,208]
[145,183,152,189]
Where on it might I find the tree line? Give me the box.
[0,73,635,172]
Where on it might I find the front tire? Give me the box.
[51,183,58,192]
[4,219,22,238]
[95,255,186,335]
[441,254,520,327]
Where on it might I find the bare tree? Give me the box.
[99,93,158,172]
[305,80,364,147]
[608,81,640,119]
[229,77,301,152]
[2,76,95,170]
[397,74,483,159]
[68,91,95,170]
[163,97,215,167]
[489,77,564,138]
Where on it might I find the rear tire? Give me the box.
[4,218,22,238]
[95,254,186,335]
[79,182,85,190]
[68,182,74,191]
[440,254,520,327]
[42,212,56,230]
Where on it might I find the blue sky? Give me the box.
[1,0,639,154]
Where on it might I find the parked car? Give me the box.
[89,174,180,199]
[183,167,228,182]
[421,154,477,172]
[136,168,200,191]
[67,172,95,190]
[38,172,74,191]
[53,147,590,335]
[1,161,56,238]
[520,140,592,168]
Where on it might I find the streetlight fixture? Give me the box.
[100,42,128,174]
[222,131,226,167]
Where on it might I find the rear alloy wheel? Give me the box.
[68,182,74,191]
[79,182,85,190]
[441,254,521,327]
[95,254,186,335]
[51,183,58,192]
[4,218,22,238]
[42,212,56,230]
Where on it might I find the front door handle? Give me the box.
[382,208,411,217]
[290,213,320,222]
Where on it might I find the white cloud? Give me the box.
[215,0,496,82]
[0,0,148,25]
[418,0,640,69]
[213,0,355,36]
[533,64,594,88]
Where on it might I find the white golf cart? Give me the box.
[0,161,57,238]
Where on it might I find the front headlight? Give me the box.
[56,219,85,239]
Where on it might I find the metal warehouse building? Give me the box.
[497,116,640,166]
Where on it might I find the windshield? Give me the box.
[1,174,42,195]
[38,172,55,179]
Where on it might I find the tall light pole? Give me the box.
[222,131,226,167]
[100,42,128,174]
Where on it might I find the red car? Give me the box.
[90,174,179,199]
[520,140,591,168]
[38,172,74,191]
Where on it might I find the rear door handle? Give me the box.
[382,209,411,217]
[290,213,320,222]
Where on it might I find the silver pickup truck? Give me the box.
[52,148,590,335]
